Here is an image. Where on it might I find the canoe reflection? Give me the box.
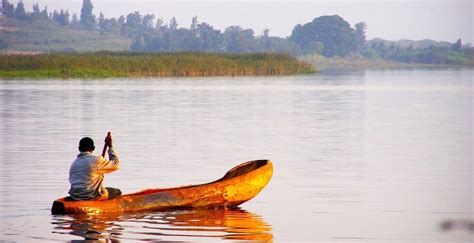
[51,208,272,241]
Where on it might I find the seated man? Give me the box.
[68,133,121,201]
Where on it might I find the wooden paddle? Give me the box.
[101,131,111,157]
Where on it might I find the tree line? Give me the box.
[1,0,471,65]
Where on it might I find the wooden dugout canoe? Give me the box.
[51,160,273,215]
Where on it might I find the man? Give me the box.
[68,133,121,201]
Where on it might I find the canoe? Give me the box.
[51,160,273,215]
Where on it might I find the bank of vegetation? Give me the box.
[1,0,472,71]
[0,52,314,78]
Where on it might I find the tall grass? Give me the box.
[0,52,315,78]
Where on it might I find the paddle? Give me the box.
[101,131,111,158]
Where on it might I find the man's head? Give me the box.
[78,137,95,152]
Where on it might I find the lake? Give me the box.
[0,69,472,242]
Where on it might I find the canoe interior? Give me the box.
[128,160,270,196]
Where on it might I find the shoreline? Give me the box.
[1,52,470,79]
[299,54,473,72]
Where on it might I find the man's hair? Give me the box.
[79,137,95,152]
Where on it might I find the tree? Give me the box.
[30,3,44,21]
[40,6,48,20]
[57,10,70,26]
[259,28,271,50]
[98,12,106,34]
[451,39,462,52]
[142,14,155,30]
[155,18,164,29]
[1,0,15,17]
[122,11,142,36]
[71,13,78,25]
[126,11,141,29]
[131,36,144,52]
[196,22,221,51]
[80,0,96,29]
[62,10,70,25]
[257,35,300,55]
[14,1,26,20]
[354,22,367,52]
[262,28,270,38]
[169,17,178,30]
[117,15,125,26]
[32,3,40,15]
[190,16,198,30]
[290,15,356,57]
[223,26,257,53]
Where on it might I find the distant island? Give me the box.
[0,0,472,78]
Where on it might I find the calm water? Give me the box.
[0,69,472,242]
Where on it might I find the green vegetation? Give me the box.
[290,15,362,57]
[363,39,473,66]
[1,0,472,68]
[0,52,314,78]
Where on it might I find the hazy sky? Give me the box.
[19,0,473,44]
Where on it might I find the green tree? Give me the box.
[169,17,178,30]
[131,36,144,52]
[290,15,356,57]
[257,34,300,55]
[80,0,96,29]
[155,18,163,29]
[1,0,15,18]
[190,16,198,30]
[122,11,142,36]
[71,13,78,25]
[30,3,47,22]
[223,26,257,53]
[14,1,26,20]
[118,15,125,26]
[195,22,221,51]
[31,3,40,16]
[53,10,69,26]
[98,12,106,34]
[40,6,49,20]
[451,39,462,52]
[142,14,155,30]
[354,22,367,52]
[127,12,141,28]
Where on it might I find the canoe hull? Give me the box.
[52,160,273,215]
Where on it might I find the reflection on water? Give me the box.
[1,70,473,242]
[51,208,272,241]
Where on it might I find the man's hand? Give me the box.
[105,132,113,147]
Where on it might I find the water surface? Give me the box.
[0,69,472,242]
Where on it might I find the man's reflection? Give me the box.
[52,208,272,241]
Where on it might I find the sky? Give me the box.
[18,0,473,44]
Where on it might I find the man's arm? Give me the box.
[97,146,120,173]
[97,133,120,173]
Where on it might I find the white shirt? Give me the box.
[68,146,120,200]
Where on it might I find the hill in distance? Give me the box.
[0,16,131,53]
